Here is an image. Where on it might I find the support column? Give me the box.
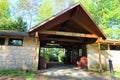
[108,44,110,50]
[96,37,103,71]
[98,42,102,71]
[33,32,39,71]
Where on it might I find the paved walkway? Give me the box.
[38,66,120,80]
[0,65,120,80]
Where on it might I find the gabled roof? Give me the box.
[29,3,106,39]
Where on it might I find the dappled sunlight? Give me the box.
[39,66,89,78]
[38,66,120,80]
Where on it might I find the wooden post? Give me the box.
[34,32,39,71]
[98,42,102,71]
[108,44,110,50]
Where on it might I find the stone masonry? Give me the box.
[87,43,120,71]
[0,36,40,70]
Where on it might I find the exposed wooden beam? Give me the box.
[41,41,81,46]
[72,9,94,34]
[71,7,106,39]
[96,37,103,43]
[40,30,98,38]
[40,37,82,43]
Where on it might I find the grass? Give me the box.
[114,71,120,77]
[89,68,120,77]
[0,70,36,80]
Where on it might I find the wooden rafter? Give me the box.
[72,9,94,34]
[40,30,98,38]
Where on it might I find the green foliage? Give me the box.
[40,48,65,62]
[0,0,26,31]
[72,0,120,39]
[0,16,26,31]
[0,70,35,77]
[16,0,40,28]
[37,0,120,39]
[114,71,120,77]
[38,0,53,23]
[1,0,120,39]
[58,52,65,62]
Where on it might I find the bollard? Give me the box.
[109,59,114,75]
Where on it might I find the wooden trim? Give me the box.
[98,42,102,71]
[35,32,39,38]
[96,37,103,43]
[108,44,110,50]
[40,37,82,43]
[40,30,98,38]
[33,32,39,71]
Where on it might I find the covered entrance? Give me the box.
[39,43,87,69]
[29,3,106,70]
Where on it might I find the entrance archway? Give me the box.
[29,3,106,70]
[38,39,89,70]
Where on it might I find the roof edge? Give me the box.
[0,30,29,37]
[29,3,80,33]
[78,3,106,39]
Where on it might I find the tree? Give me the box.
[52,0,69,14]
[0,0,10,29]
[38,0,53,23]
[37,0,120,39]
[0,0,26,31]
[16,0,41,29]
[40,47,65,62]
[68,0,120,39]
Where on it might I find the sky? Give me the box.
[9,0,42,30]
[8,0,73,30]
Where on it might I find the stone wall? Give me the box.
[0,36,40,70]
[87,43,120,71]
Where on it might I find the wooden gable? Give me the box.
[29,3,106,48]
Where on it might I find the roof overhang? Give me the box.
[29,3,106,40]
[0,30,29,37]
[29,3,106,48]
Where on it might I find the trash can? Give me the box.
[39,56,47,69]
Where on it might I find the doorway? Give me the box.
[39,47,65,69]
[38,41,87,70]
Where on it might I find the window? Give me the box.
[100,44,108,50]
[0,37,5,45]
[8,38,23,46]
[110,45,120,50]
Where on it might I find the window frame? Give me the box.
[8,38,23,46]
[100,44,108,50]
[110,45,120,50]
[0,37,5,45]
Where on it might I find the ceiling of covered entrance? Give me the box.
[29,3,106,48]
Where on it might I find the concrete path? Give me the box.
[0,66,120,80]
[38,66,120,80]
